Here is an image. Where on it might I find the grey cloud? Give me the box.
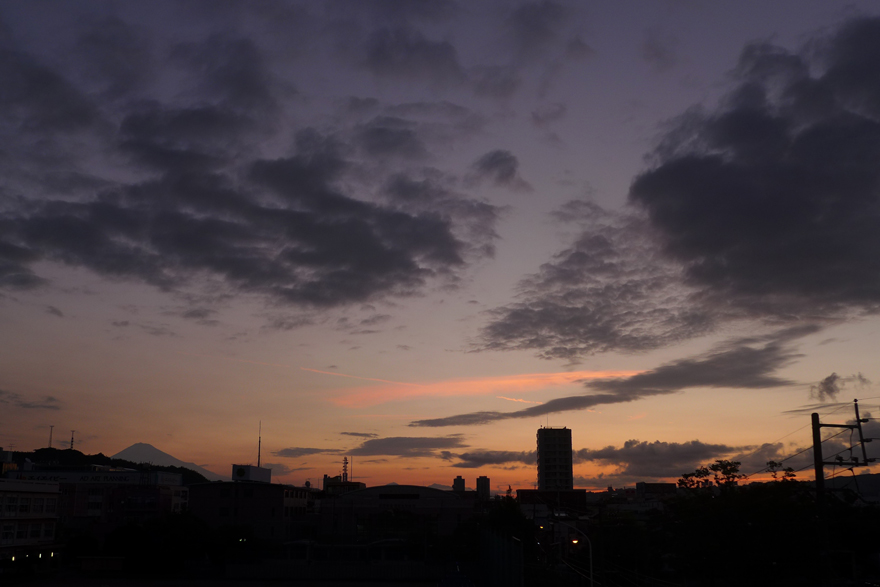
[0,389,62,411]
[631,17,880,316]
[470,65,521,99]
[412,326,811,427]
[477,202,713,360]
[470,150,532,191]
[72,16,153,99]
[810,372,870,402]
[340,431,379,438]
[360,314,392,326]
[261,462,295,476]
[273,447,342,458]
[46,305,63,317]
[170,33,279,113]
[640,29,678,72]
[443,450,536,469]
[0,46,100,134]
[575,439,744,479]
[349,435,467,457]
[531,102,566,126]
[480,18,880,366]
[264,315,314,331]
[505,1,568,60]
[361,26,465,87]
[0,22,500,316]
[353,116,427,159]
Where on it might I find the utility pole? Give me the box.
[811,399,874,505]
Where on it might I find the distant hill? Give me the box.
[112,442,226,482]
[18,447,215,485]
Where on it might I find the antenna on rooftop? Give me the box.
[48,425,54,448]
[342,456,349,482]
[257,421,262,468]
[70,430,75,450]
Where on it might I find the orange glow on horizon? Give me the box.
[325,369,643,407]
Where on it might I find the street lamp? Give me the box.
[556,521,592,587]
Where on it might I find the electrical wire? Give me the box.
[745,428,850,477]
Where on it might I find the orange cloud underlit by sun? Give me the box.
[314,369,642,407]
[628,413,647,421]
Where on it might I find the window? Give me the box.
[1,523,13,543]
[45,499,56,514]
[30,523,41,539]
[17,524,27,540]
[43,523,55,539]
[32,498,44,514]
[5,497,17,516]
[19,497,31,513]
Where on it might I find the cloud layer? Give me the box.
[480,16,880,363]
[412,326,810,427]
[0,8,510,315]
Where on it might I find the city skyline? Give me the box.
[3,1,880,492]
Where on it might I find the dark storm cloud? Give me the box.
[441,450,536,469]
[349,435,467,457]
[810,372,870,402]
[575,439,742,478]
[470,150,532,191]
[631,16,880,315]
[0,389,61,411]
[412,326,809,427]
[0,28,500,313]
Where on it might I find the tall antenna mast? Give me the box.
[70,430,75,450]
[342,456,349,482]
[48,425,54,448]
[257,421,262,468]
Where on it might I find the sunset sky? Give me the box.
[3,1,880,493]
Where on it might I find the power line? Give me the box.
[746,428,850,477]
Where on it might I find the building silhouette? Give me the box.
[476,476,490,501]
[536,427,573,491]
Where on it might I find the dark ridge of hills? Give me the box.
[14,447,210,486]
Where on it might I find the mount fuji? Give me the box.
[112,442,226,482]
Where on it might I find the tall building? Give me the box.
[476,476,490,501]
[536,427,573,490]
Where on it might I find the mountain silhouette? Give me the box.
[112,442,226,482]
